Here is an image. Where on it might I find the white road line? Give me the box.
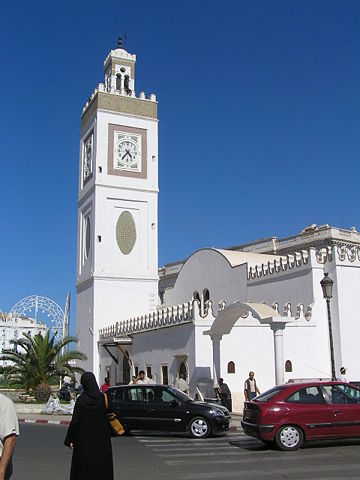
[182,463,360,479]
[157,450,250,458]
[164,450,344,465]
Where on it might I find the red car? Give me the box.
[241,381,360,450]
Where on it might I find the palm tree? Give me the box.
[0,331,87,390]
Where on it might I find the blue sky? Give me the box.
[1,1,359,334]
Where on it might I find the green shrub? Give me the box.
[34,382,52,402]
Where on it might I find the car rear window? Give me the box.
[254,386,284,402]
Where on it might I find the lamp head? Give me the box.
[320,272,334,299]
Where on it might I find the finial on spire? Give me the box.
[118,35,122,49]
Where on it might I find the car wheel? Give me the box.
[275,425,304,451]
[189,416,211,438]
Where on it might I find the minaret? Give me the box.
[76,38,159,375]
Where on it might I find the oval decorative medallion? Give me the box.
[116,211,136,255]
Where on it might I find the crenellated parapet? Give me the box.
[248,250,310,280]
[99,301,194,340]
[82,84,157,116]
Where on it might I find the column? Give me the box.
[211,334,222,383]
[271,324,286,385]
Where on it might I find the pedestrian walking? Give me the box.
[0,393,19,480]
[64,372,113,480]
[218,378,232,412]
[244,371,260,401]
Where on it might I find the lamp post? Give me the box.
[320,272,336,380]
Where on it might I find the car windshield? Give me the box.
[253,386,285,402]
[167,386,191,402]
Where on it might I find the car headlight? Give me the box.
[211,408,225,417]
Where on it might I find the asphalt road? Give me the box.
[13,424,360,480]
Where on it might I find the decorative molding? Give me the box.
[99,301,194,339]
[335,243,360,263]
[248,250,309,280]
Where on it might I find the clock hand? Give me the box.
[122,149,132,160]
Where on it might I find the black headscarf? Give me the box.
[80,372,102,408]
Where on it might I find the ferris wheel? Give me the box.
[9,295,69,340]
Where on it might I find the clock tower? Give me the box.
[76,38,159,374]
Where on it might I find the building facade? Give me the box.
[98,225,360,411]
[76,42,360,411]
[0,313,47,367]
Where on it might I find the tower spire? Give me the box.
[118,35,122,49]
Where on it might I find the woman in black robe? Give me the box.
[64,372,114,480]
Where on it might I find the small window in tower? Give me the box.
[285,360,293,372]
[124,75,131,94]
[116,74,121,91]
[227,361,235,374]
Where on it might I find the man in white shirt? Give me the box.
[175,374,189,395]
[0,393,19,480]
[244,371,260,401]
[338,367,348,382]
[136,370,152,384]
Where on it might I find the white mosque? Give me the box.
[76,39,360,411]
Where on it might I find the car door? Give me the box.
[285,386,334,439]
[322,384,360,437]
[118,386,150,430]
[145,386,188,432]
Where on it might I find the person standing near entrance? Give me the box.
[175,373,189,395]
[100,377,111,393]
[218,378,232,412]
[244,371,260,401]
[338,367,348,382]
[0,393,19,480]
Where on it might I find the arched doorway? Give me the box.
[123,350,130,385]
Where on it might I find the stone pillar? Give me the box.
[211,334,222,383]
[271,324,286,385]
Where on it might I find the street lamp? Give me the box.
[320,272,336,380]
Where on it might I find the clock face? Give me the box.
[114,132,142,172]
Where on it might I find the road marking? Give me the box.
[181,462,360,479]
[163,450,345,465]
[157,450,248,458]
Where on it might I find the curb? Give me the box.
[18,418,242,431]
[19,418,71,426]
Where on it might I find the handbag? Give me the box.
[104,393,125,436]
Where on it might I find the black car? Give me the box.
[106,384,230,438]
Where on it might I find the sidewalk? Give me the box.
[18,412,243,430]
